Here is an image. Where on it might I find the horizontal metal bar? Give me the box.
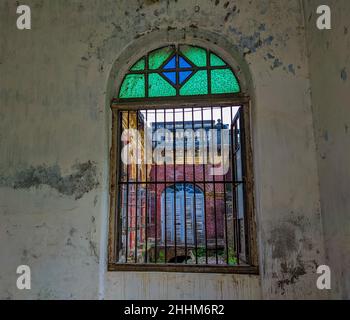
[108,263,259,275]
[117,181,244,185]
[111,95,249,110]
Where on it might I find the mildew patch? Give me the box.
[341,68,347,82]
[288,64,295,75]
[0,161,99,200]
[277,255,307,294]
[269,225,297,259]
[269,215,318,295]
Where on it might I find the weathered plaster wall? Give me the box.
[0,0,328,299]
[304,0,350,299]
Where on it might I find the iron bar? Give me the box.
[230,106,240,265]
[201,107,209,265]
[145,110,149,263]
[192,107,198,264]
[135,111,139,263]
[164,109,167,263]
[118,180,242,185]
[173,108,177,263]
[211,107,219,264]
[221,107,229,264]
[183,108,188,264]
[125,111,130,262]
[154,110,158,263]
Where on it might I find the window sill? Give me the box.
[108,263,259,275]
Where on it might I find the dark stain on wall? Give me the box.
[269,225,297,260]
[269,215,317,295]
[341,68,347,82]
[277,255,307,294]
[0,161,99,200]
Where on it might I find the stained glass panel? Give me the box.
[163,56,176,69]
[130,58,145,71]
[149,47,174,70]
[179,57,192,69]
[180,45,207,67]
[118,45,241,99]
[180,70,208,96]
[179,71,192,84]
[149,73,176,97]
[211,69,240,94]
[210,53,226,67]
[162,72,176,85]
[119,74,145,98]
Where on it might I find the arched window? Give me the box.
[118,45,240,100]
[109,44,257,273]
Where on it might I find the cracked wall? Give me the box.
[0,0,335,299]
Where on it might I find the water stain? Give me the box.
[0,161,99,200]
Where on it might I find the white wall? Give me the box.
[0,0,330,299]
[304,0,350,299]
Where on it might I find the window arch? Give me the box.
[109,42,257,274]
[118,45,241,100]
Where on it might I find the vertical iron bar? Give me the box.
[135,111,139,263]
[221,107,229,265]
[125,111,130,263]
[164,109,167,263]
[192,107,198,264]
[183,108,188,263]
[201,107,208,265]
[211,107,219,264]
[154,110,158,263]
[145,110,149,263]
[173,108,177,263]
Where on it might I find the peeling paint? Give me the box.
[229,25,274,56]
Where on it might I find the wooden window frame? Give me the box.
[108,95,259,274]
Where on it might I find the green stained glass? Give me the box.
[211,69,240,94]
[210,53,226,67]
[180,70,208,96]
[149,47,174,70]
[119,45,241,99]
[180,45,207,67]
[148,73,176,97]
[119,74,145,98]
[130,58,145,71]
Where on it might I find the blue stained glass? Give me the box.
[179,57,192,68]
[179,71,192,84]
[162,72,176,85]
[163,57,176,69]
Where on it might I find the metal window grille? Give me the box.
[115,105,252,270]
